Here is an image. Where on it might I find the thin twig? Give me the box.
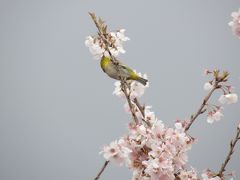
[94,160,110,180]
[133,98,145,117]
[133,98,151,127]
[185,82,220,131]
[217,126,240,178]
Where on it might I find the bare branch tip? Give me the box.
[88,12,97,21]
[88,12,94,16]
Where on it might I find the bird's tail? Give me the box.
[136,76,148,86]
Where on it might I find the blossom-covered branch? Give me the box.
[185,82,219,131]
[229,8,240,38]
[185,70,233,131]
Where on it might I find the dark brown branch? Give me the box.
[88,12,118,63]
[133,98,151,127]
[94,160,110,180]
[217,126,240,178]
[133,98,145,117]
[185,82,220,131]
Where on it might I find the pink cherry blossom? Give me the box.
[203,69,211,76]
[202,169,220,180]
[100,140,131,166]
[85,29,130,59]
[113,73,148,100]
[218,93,238,104]
[207,109,223,124]
[204,82,213,91]
[178,168,198,180]
[229,9,240,38]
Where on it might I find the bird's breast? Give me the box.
[100,57,110,71]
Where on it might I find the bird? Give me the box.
[100,56,148,86]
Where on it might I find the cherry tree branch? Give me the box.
[217,125,240,178]
[185,70,230,131]
[185,81,220,131]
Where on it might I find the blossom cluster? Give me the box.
[229,8,240,38]
[101,76,196,179]
[113,72,148,97]
[178,168,198,180]
[201,169,221,180]
[201,169,235,180]
[85,29,129,59]
[101,121,194,180]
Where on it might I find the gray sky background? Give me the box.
[1,0,240,180]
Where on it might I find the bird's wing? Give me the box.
[115,60,128,71]
[115,64,133,78]
[113,59,136,78]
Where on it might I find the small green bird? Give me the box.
[100,56,148,86]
